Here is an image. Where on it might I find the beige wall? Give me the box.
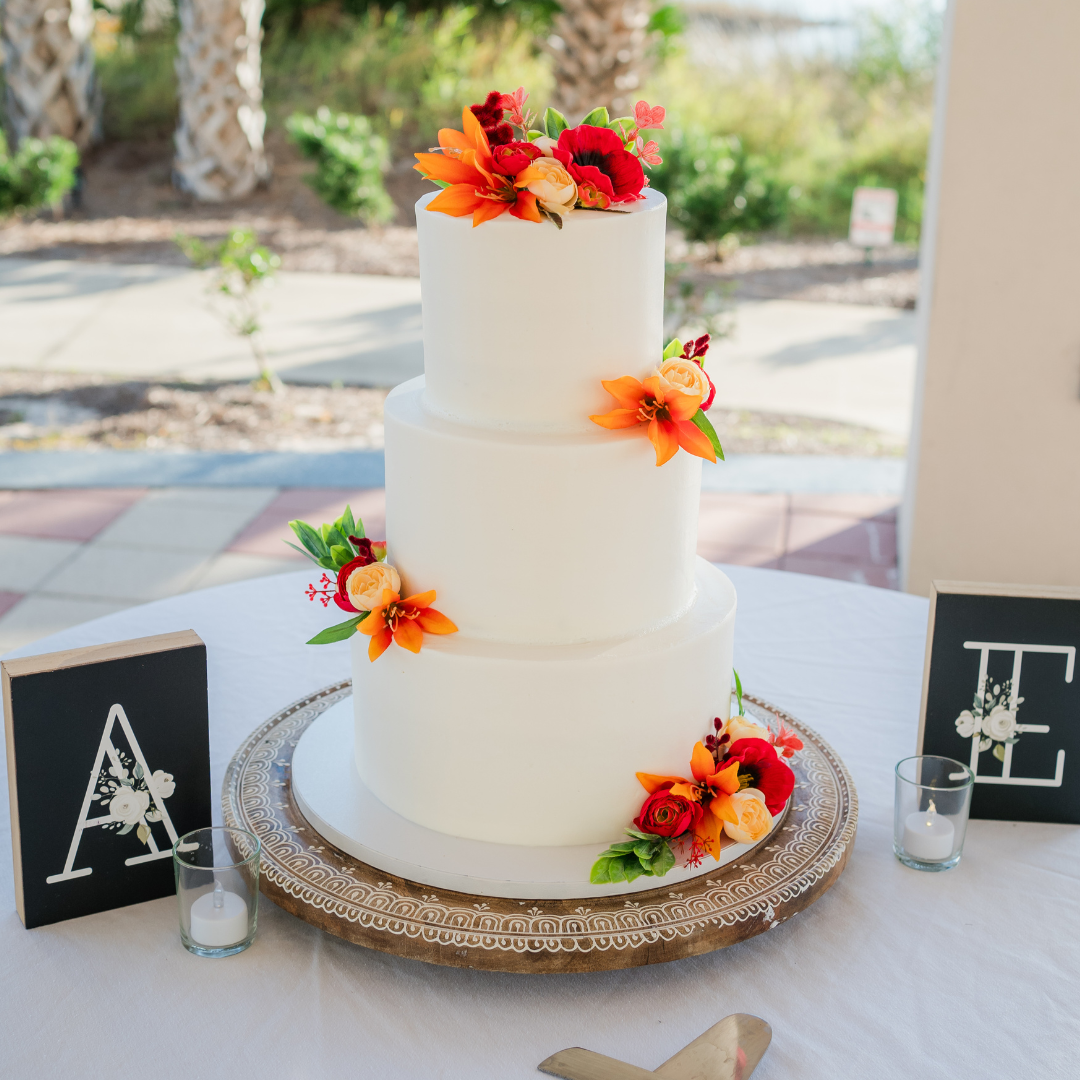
[901,0,1080,595]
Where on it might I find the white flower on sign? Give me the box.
[108,787,150,826]
[983,706,1017,742]
[150,770,176,798]
[954,710,980,738]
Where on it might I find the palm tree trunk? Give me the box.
[546,0,652,124]
[0,0,98,148]
[173,0,269,201]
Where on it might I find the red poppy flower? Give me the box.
[725,738,795,816]
[556,125,645,206]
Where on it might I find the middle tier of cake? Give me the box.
[384,376,702,645]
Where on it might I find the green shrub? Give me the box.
[0,131,80,216]
[650,129,784,245]
[94,28,179,140]
[286,107,395,224]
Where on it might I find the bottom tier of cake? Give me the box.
[352,558,737,847]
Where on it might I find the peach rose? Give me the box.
[515,158,577,218]
[724,715,772,745]
[658,357,711,400]
[722,789,773,844]
[346,562,401,611]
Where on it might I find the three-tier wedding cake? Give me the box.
[350,186,738,849]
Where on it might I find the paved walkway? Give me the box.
[0,257,916,434]
[0,486,898,654]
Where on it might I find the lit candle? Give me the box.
[902,799,955,862]
[189,881,249,948]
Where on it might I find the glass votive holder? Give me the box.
[893,755,974,871]
[173,826,260,957]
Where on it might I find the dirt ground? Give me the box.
[0,133,919,307]
[0,370,904,456]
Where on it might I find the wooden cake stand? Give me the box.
[223,682,858,973]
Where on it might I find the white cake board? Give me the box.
[291,700,774,900]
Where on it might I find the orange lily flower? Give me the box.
[358,588,458,662]
[637,741,741,859]
[590,374,715,466]
[414,107,541,227]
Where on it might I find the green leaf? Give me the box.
[691,409,725,460]
[662,338,683,360]
[330,544,353,568]
[633,837,660,860]
[324,525,350,551]
[580,107,610,128]
[992,743,1006,762]
[307,612,368,645]
[526,129,544,142]
[620,857,646,882]
[339,505,357,540]
[607,116,635,138]
[590,858,613,884]
[645,840,676,877]
[624,828,653,841]
[134,763,144,781]
[733,668,745,716]
[316,556,338,570]
[118,823,134,835]
[136,823,150,845]
[283,539,322,565]
[544,107,568,140]
[289,519,330,560]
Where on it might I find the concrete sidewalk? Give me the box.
[0,256,916,435]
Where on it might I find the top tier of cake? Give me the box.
[417,188,667,434]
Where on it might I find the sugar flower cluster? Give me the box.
[289,505,456,661]
[591,685,804,884]
[415,89,665,228]
[591,334,724,467]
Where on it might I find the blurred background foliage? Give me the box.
[85,0,939,241]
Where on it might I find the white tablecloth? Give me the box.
[1,567,1076,1079]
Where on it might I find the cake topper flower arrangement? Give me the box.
[414,89,665,228]
[590,676,803,884]
[287,506,457,660]
[591,333,725,466]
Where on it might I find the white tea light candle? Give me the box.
[189,882,248,948]
[902,800,955,862]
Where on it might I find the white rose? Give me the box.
[658,357,710,401]
[983,705,1017,742]
[109,787,150,825]
[722,789,774,845]
[150,770,176,799]
[345,562,401,611]
[724,715,772,745]
[954,710,980,738]
[532,136,559,157]
[516,157,577,218]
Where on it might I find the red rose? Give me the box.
[334,552,375,612]
[726,738,795,815]
[634,785,702,838]
[557,124,645,205]
[490,140,542,177]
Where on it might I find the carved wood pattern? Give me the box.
[224,683,858,972]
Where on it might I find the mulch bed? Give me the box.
[0,371,903,456]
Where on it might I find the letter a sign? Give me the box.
[47,704,181,884]
[3,631,211,928]
[919,583,1080,824]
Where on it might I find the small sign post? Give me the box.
[849,186,899,263]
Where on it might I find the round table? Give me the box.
[1,567,1075,1079]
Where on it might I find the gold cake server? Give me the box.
[538,1013,772,1080]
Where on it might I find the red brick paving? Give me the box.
[0,592,24,619]
[226,488,387,559]
[0,488,147,541]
